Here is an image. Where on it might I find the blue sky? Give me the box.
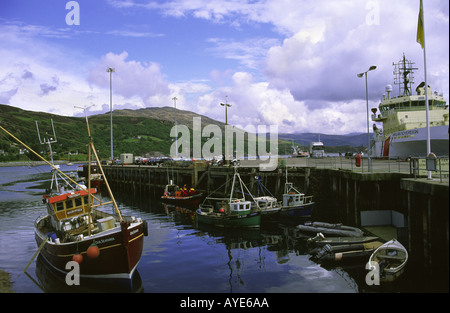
[0,0,448,134]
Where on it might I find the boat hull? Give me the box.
[161,193,203,207]
[35,215,145,280]
[279,202,314,218]
[368,239,408,283]
[371,125,449,159]
[196,210,261,228]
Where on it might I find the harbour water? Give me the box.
[0,164,442,294]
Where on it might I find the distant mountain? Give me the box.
[113,106,227,130]
[279,132,373,147]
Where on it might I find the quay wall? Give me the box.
[87,163,449,284]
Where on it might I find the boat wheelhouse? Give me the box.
[279,172,314,218]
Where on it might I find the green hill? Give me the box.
[0,104,175,162]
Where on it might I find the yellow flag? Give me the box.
[417,0,424,49]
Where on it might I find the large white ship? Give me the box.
[370,55,449,159]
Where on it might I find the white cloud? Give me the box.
[87,51,170,103]
[1,1,448,137]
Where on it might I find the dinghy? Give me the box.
[368,239,408,282]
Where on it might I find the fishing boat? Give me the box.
[161,181,203,207]
[368,239,408,282]
[279,170,314,218]
[296,222,364,237]
[2,117,148,281]
[292,141,309,158]
[196,170,260,228]
[253,196,281,216]
[370,55,448,159]
[252,176,282,216]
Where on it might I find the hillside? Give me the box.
[0,104,175,161]
[1,104,370,161]
[113,106,227,131]
[279,132,373,148]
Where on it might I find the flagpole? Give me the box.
[418,0,432,179]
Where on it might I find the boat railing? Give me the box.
[410,156,449,183]
[299,155,448,182]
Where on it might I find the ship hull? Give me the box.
[371,125,449,159]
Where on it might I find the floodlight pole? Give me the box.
[172,96,178,158]
[357,65,376,172]
[107,67,115,162]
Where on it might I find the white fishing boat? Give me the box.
[253,196,281,215]
[368,239,408,282]
[370,55,448,159]
[279,169,314,218]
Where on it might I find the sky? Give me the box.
[0,0,448,135]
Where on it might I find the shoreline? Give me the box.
[0,270,12,293]
[0,160,78,167]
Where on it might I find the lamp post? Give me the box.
[220,96,232,162]
[220,96,232,125]
[107,67,115,162]
[357,65,376,171]
[172,96,178,158]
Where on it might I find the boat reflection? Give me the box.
[29,254,144,293]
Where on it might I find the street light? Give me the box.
[220,96,232,162]
[107,67,115,162]
[172,96,178,158]
[357,65,376,171]
[220,96,232,125]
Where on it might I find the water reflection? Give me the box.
[30,254,144,293]
[114,190,360,293]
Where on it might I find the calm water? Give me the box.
[0,164,431,294]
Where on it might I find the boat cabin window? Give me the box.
[56,202,64,211]
[75,197,82,207]
[66,199,73,210]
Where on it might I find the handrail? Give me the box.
[409,156,449,183]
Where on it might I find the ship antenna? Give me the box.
[393,54,418,96]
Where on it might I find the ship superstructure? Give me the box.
[370,55,448,159]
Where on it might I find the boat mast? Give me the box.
[36,119,60,192]
[76,106,123,222]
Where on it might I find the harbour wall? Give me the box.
[87,162,449,285]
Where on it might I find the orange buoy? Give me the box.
[87,244,100,259]
[72,253,83,264]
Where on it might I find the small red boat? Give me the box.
[161,182,203,208]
